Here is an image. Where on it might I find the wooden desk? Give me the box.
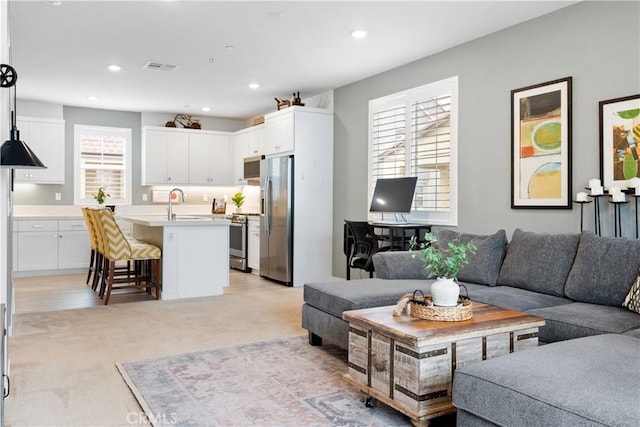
[343,222,431,256]
[343,222,431,279]
[369,222,432,251]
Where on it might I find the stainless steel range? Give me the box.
[229,215,249,272]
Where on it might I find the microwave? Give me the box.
[243,156,261,180]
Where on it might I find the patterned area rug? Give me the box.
[117,336,412,426]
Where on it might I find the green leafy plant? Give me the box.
[94,187,110,205]
[231,192,245,208]
[410,232,477,280]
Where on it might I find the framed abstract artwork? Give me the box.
[511,77,572,209]
[599,94,640,189]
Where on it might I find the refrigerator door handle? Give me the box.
[264,176,271,235]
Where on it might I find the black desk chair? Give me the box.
[344,220,391,280]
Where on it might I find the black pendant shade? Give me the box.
[1,125,46,168]
[0,63,46,168]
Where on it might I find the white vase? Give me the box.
[431,277,460,307]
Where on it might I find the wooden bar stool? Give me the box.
[93,207,162,305]
[81,207,100,286]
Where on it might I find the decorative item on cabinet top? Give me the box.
[165,114,201,129]
[274,91,305,110]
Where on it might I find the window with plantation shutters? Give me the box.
[368,76,458,225]
[74,125,132,205]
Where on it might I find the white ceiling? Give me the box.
[8,0,578,120]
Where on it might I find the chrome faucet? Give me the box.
[168,188,187,220]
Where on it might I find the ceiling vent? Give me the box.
[143,61,177,72]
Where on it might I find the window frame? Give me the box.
[73,124,132,206]
[368,76,459,226]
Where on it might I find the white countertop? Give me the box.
[12,205,250,221]
[119,215,231,227]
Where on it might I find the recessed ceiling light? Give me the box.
[266,11,284,19]
[87,96,98,101]
[248,83,260,90]
[107,64,121,72]
[225,45,235,50]
[45,1,62,6]
[351,30,368,39]
[202,107,211,112]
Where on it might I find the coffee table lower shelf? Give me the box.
[343,373,453,427]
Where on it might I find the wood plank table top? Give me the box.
[343,302,545,348]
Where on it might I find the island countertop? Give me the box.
[118,215,231,227]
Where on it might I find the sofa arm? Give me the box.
[372,251,427,280]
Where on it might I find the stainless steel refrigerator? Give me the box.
[260,155,293,286]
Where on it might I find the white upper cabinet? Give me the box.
[231,131,248,185]
[15,117,65,184]
[142,128,189,185]
[142,127,233,186]
[263,111,294,156]
[245,125,264,157]
[188,132,231,185]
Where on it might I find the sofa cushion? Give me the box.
[303,279,432,318]
[466,285,571,313]
[497,229,579,297]
[372,251,426,280]
[435,229,507,286]
[526,302,640,342]
[452,334,640,427]
[564,231,640,306]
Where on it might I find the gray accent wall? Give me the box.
[332,1,640,277]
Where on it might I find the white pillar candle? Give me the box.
[576,192,588,202]
[636,186,640,196]
[588,178,601,189]
[628,177,640,189]
[590,185,603,196]
[608,185,621,195]
[612,192,626,202]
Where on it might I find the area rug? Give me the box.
[117,335,411,426]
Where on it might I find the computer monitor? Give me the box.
[369,177,418,213]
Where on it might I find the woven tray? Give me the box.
[409,296,473,322]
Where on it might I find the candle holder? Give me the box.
[572,200,592,232]
[586,190,606,236]
[633,195,640,239]
[608,200,629,237]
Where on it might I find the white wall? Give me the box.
[332,1,640,277]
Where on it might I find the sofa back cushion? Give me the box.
[372,251,427,280]
[435,229,507,286]
[497,229,580,297]
[564,231,640,306]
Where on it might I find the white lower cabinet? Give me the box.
[14,219,90,273]
[247,219,260,271]
[58,221,92,269]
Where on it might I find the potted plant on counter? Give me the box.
[411,233,477,306]
[231,192,245,213]
[94,187,115,212]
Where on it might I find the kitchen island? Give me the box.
[119,215,230,300]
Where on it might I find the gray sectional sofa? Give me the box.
[301,228,640,426]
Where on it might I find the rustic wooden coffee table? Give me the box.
[342,302,545,426]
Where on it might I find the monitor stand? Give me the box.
[374,213,409,225]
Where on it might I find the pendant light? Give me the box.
[0,64,46,169]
